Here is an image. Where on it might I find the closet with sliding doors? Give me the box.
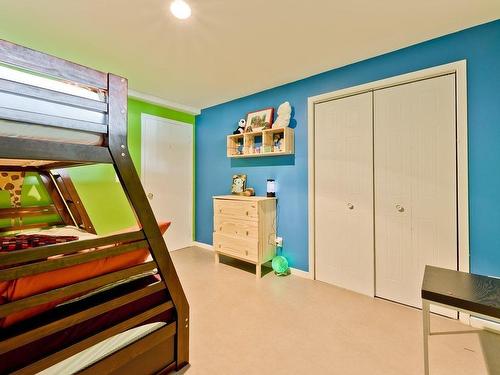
[312,66,466,315]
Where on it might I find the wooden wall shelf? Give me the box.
[227,128,294,158]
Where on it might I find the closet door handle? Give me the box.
[396,204,404,212]
[347,203,354,210]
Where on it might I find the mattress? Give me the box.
[0,223,170,327]
[0,64,106,148]
[17,225,99,240]
[0,119,104,146]
[41,322,166,375]
[0,275,173,374]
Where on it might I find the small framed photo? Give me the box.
[245,108,274,133]
[231,174,247,194]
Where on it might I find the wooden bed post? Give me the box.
[107,74,189,370]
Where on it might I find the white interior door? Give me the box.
[141,115,193,251]
[315,92,374,296]
[374,74,457,315]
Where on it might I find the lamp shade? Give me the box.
[267,179,276,197]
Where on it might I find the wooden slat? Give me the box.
[108,73,190,369]
[0,205,57,219]
[0,137,112,164]
[0,240,149,281]
[0,107,107,133]
[0,261,156,318]
[38,161,96,170]
[0,39,108,89]
[0,78,107,112]
[0,230,144,266]
[157,361,178,375]
[0,281,168,354]
[12,307,175,375]
[0,223,51,233]
[78,324,176,375]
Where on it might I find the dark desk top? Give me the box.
[422,265,500,319]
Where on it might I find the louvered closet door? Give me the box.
[374,74,457,313]
[315,92,374,296]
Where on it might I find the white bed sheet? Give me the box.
[38,322,166,375]
[20,225,98,241]
[0,120,104,146]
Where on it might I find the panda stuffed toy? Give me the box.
[233,119,246,134]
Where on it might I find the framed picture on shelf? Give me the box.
[245,108,274,133]
[231,174,247,194]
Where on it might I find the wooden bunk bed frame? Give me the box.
[0,39,189,374]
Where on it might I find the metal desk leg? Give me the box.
[423,299,431,375]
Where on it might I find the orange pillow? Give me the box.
[0,221,170,327]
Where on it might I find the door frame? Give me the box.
[308,61,469,317]
[140,113,195,244]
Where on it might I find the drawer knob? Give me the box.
[245,251,248,255]
[246,230,249,236]
[219,226,222,231]
[219,209,222,213]
[246,211,249,216]
[218,244,221,248]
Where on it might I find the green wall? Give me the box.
[71,98,195,234]
[1,99,195,235]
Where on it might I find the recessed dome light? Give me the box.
[170,0,191,20]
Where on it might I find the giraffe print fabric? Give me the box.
[0,172,25,207]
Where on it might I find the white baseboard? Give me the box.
[289,267,312,279]
[192,241,213,251]
[470,316,500,333]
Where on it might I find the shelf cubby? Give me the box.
[227,128,294,158]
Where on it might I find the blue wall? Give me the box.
[196,20,500,276]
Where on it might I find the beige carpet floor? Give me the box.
[171,247,499,375]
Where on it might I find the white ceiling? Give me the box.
[0,1,498,111]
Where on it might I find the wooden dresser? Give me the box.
[213,195,276,278]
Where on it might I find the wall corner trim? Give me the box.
[289,267,312,279]
[129,89,201,115]
[192,241,214,250]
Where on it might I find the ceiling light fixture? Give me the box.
[170,0,191,20]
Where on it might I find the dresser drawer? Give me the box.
[213,233,258,262]
[214,199,258,221]
[214,216,259,240]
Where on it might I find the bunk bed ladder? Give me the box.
[39,170,96,234]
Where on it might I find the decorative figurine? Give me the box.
[242,187,255,196]
[272,101,292,128]
[273,133,283,152]
[233,119,246,135]
[231,174,247,194]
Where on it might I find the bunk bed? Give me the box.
[0,39,189,374]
